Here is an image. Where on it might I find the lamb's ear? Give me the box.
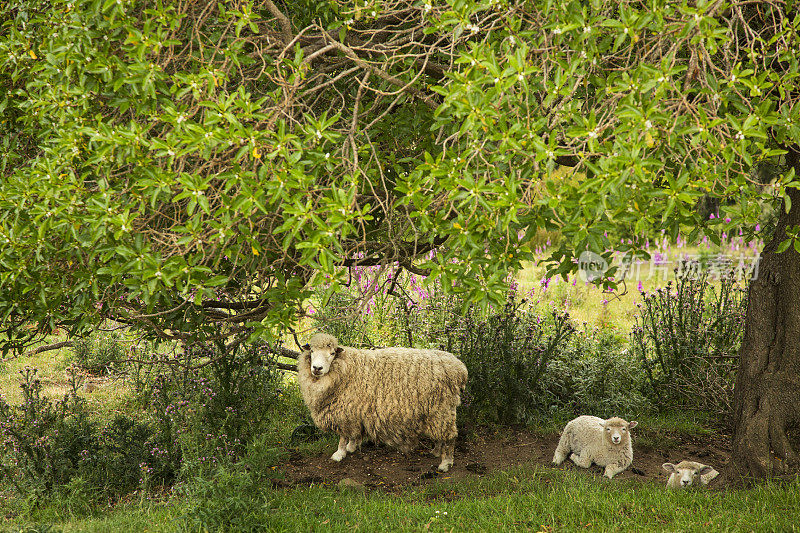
[628,420,638,429]
[335,347,344,356]
[302,343,311,352]
[662,463,677,473]
[697,465,714,475]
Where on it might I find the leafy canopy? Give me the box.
[1,0,798,352]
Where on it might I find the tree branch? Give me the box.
[264,1,293,44]
[321,29,438,109]
[1,340,75,363]
[275,361,298,372]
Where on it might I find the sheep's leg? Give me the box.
[603,462,625,479]
[552,439,569,465]
[346,436,361,453]
[331,436,348,462]
[569,452,592,469]
[430,442,442,457]
[437,440,455,472]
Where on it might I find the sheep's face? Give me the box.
[663,462,714,488]
[303,334,343,377]
[603,418,637,446]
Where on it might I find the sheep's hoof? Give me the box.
[331,450,346,462]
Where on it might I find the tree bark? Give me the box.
[731,150,800,481]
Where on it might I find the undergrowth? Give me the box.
[10,466,800,533]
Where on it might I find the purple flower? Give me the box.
[710,213,716,219]
[637,281,644,292]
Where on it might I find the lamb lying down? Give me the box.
[662,460,719,488]
[552,415,638,479]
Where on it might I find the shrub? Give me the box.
[0,368,174,500]
[311,270,462,349]
[0,368,96,496]
[453,289,576,425]
[631,268,745,418]
[72,332,125,375]
[538,327,651,420]
[146,341,282,478]
[178,436,286,532]
[311,274,651,427]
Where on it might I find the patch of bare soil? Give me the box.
[279,425,731,492]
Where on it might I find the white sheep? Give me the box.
[552,415,638,479]
[662,460,718,488]
[297,333,468,472]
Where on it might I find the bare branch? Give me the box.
[264,1,293,44]
[320,29,439,109]
[0,340,76,363]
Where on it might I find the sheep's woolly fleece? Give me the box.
[298,333,468,472]
[552,415,637,479]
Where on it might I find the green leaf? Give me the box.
[777,238,792,254]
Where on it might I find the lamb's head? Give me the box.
[663,461,714,488]
[602,417,637,446]
[302,333,343,377]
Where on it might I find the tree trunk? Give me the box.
[731,151,800,481]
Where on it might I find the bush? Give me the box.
[0,368,174,500]
[178,436,286,532]
[453,290,576,426]
[538,327,651,420]
[0,368,96,496]
[146,341,282,478]
[72,332,125,375]
[311,275,653,427]
[631,268,745,418]
[311,270,463,350]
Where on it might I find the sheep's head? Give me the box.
[603,417,637,446]
[303,333,343,377]
[662,461,714,488]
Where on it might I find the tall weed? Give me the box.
[631,268,745,419]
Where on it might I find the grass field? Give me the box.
[7,465,800,532]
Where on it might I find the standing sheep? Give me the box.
[552,415,638,479]
[662,460,718,488]
[297,333,468,472]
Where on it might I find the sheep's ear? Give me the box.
[662,463,677,473]
[302,343,311,351]
[628,420,638,429]
[697,465,714,475]
[335,347,344,356]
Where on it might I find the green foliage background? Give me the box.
[1,0,798,353]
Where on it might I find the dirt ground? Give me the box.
[279,425,731,491]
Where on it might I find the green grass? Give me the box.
[8,466,800,532]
